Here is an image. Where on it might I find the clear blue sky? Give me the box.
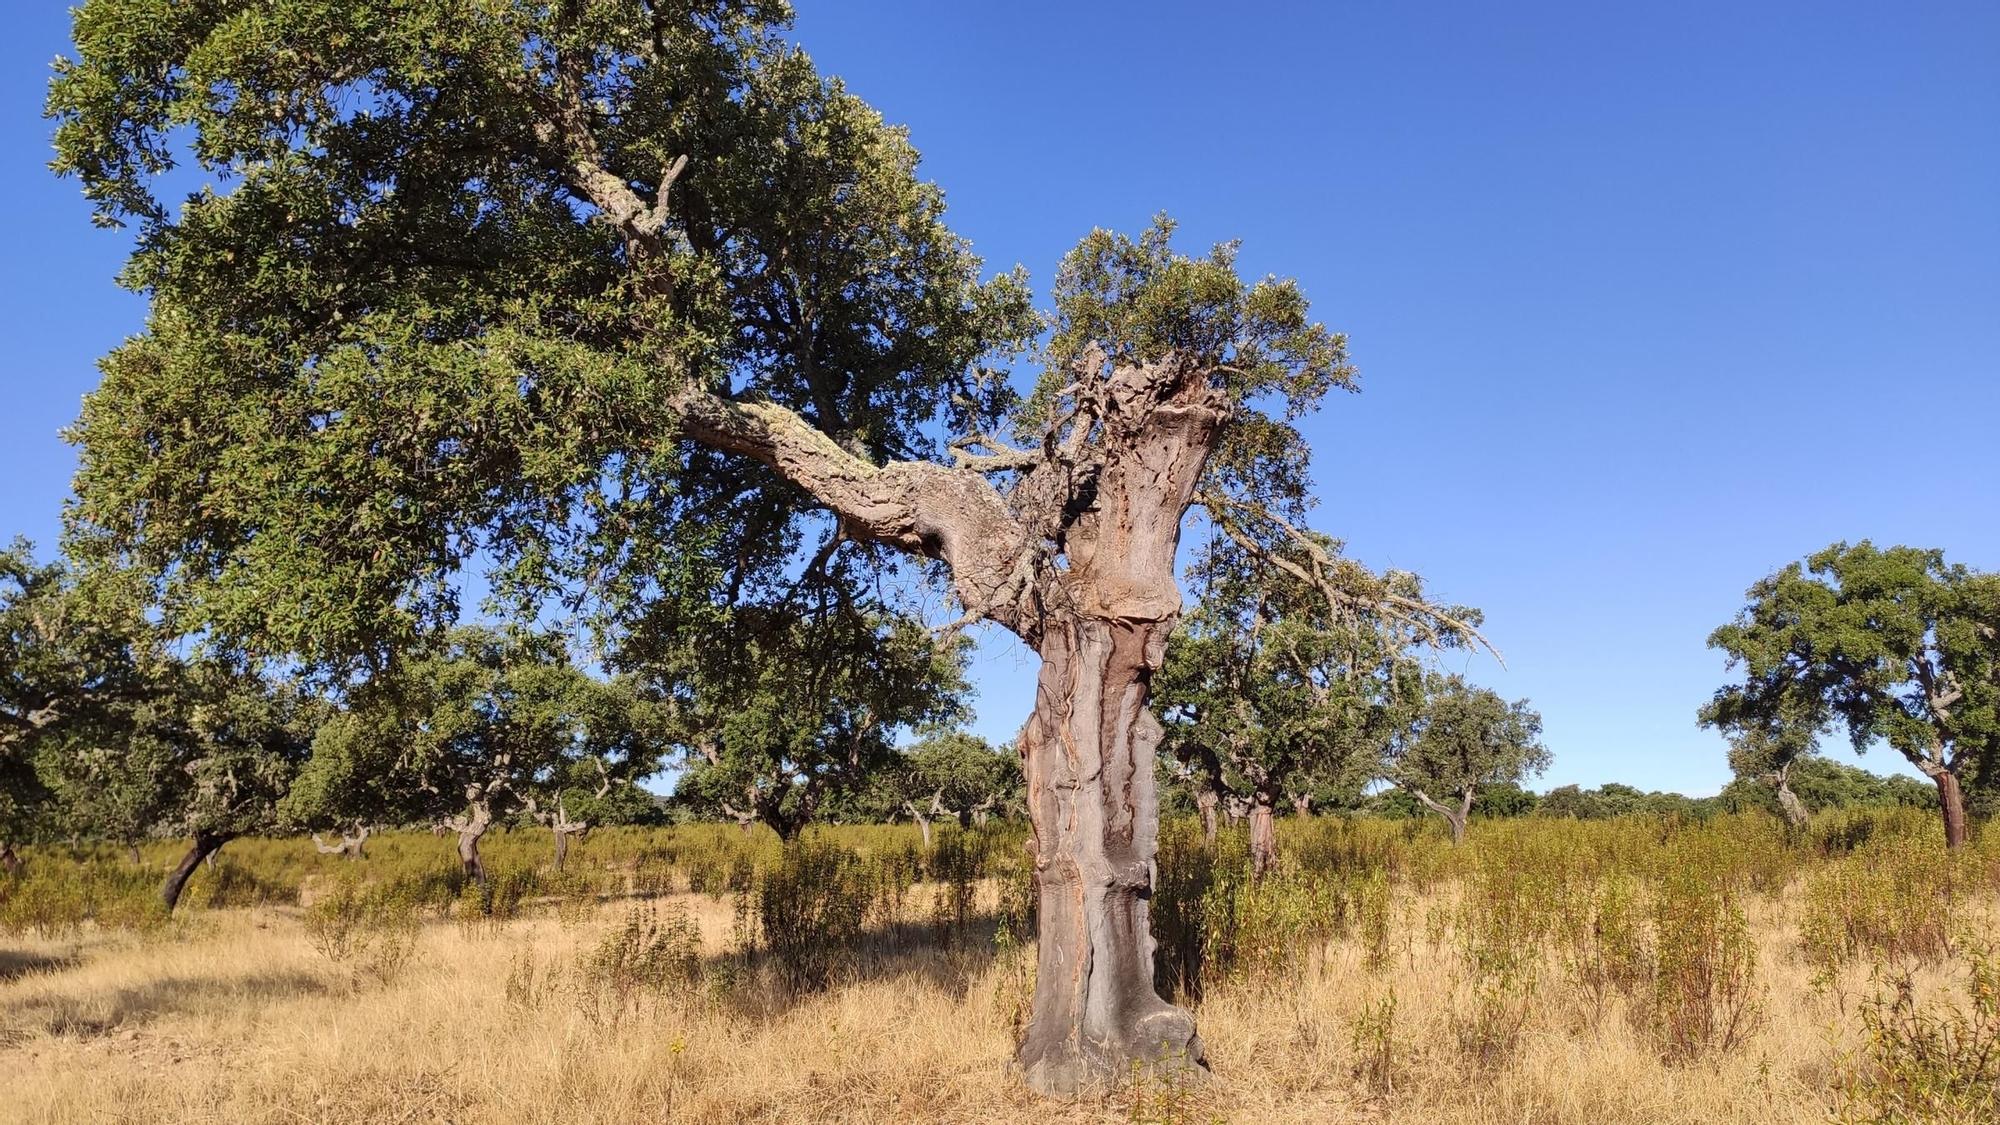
[4,2,1995,795]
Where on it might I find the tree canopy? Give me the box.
[282,626,658,880]
[1387,673,1548,843]
[1702,541,2000,847]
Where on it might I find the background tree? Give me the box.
[1387,674,1548,845]
[1155,532,1454,875]
[1715,756,1933,820]
[50,3,1479,1090]
[153,662,321,911]
[1703,542,2000,848]
[1721,726,1816,829]
[896,731,1019,844]
[282,628,658,883]
[0,539,150,870]
[656,594,968,842]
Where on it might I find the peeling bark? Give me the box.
[1248,794,1278,880]
[673,343,1229,1092]
[161,831,231,913]
[1933,770,1969,849]
[1768,768,1809,830]
[452,798,495,885]
[1195,788,1219,848]
[1016,619,1206,1093]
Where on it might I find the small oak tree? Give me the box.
[283,628,657,883]
[1155,533,1459,875]
[1388,674,1548,845]
[659,595,968,842]
[897,731,1019,844]
[1703,542,1999,848]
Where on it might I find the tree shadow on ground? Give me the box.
[1,968,328,1040]
[706,912,1014,1021]
[0,949,81,984]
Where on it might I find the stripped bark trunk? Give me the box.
[1016,617,1205,1093]
[161,831,231,913]
[1934,770,1969,849]
[1248,794,1278,880]
[1195,788,1219,848]
[1770,771,1809,830]
[453,798,495,886]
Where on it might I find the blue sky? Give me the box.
[4,2,1996,795]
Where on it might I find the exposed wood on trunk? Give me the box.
[444,794,496,886]
[1767,764,1809,830]
[1248,794,1278,880]
[903,789,945,848]
[1195,788,1219,847]
[1933,769,1969,849]
[161,831,231,913]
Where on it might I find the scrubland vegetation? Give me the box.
[4,809,1997,1123]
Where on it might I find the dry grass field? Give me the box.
[2,813,1996,1123]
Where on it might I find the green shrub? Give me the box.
[1839,945,2000,1124]
[756,839,869,992]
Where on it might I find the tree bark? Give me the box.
[1015,617,1207,1094]
[1248,794,1278,880]
[1413,788,1471,846]
[0,842,19,876]
[1291,793,1313,819]
[553,828,571,873]
[1934,770,1969,849]
[455,798,494,886]
[1772,776,1809,830]
[127,843,142,865]
[161,832,231,913]
[1195,788,1219,848]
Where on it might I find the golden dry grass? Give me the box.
[3,872,1987,1125]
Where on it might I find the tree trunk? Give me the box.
[553,829,571,873]
[1412,788,1471,846]
[161,832,231,913]
[458,826,486,884]
[1015,616,1206,1094]
[1773,778,1809,830]
[915,812,933,849]
[1248,794,1278,880]
[1291,793,1313,819]
[127,843,142,865]
[1452,789,1474,846]
[1934,770,1969,849]
[1195,788,1219,848]
[0,842,19,876]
